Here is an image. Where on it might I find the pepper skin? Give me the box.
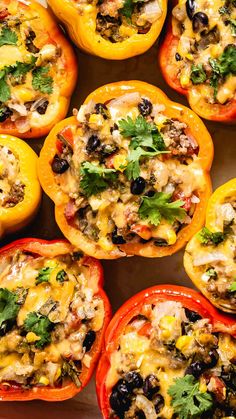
[0,238,111,401]
[38,81,213,259]
[0,0,77,138]
[184,179,236,313]
[159,0,236,123]
[47,0,167,60]
[0,135,41,238]
[96,285,236,418]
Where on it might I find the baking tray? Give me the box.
[1,1,236,418]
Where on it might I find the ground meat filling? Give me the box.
[106,301,236,419]
[0,145,25,208]
[189,200,236,309]
[0,2,64,133]
[172,0,236,105]
[0,250,104,388]
[51,92,204,253]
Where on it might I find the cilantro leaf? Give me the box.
[229,279,236,293]
[118,115,167,180]
[24,312,54,348]
[35,267,53,285]
[0,288,20,335]
[8,56,37,83]
[138,192,186,226]
[0,27,18,47]
[80,162,117,197]
[198,227,225,246]
[119,0,145,18]
[205,267,218,279]
[56,269,68,283]
[209,45,236,96]
[0,76,10,102]
[168,375,213,419]
[32,66,53,94]
[190,64,207,85]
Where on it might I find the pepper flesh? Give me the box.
[159,0,236,123]
[38,80,213,259]
[0,135,41,238]
[96,284,236,418]
[47,0,167,60]
[184,178,236,313]
[0,238,111,401]
[0,0,77,138]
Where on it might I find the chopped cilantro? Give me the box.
[0,76,10,102]
[118,115,167,180]
[80,162,117,197]
[120,0,145,19]
[8,56,37,83]
[35,267,53,285]
[138,192,186,226]
[190,64,207,85]
[0,27,18,47]
[0,288,20,335]
[168,375,213,419]
[56,269,68,283]
[198,227,225,246]
[206,267,218,280]
[209,45,236,97]
[229,280,236,293]
[32,66,53,94]
[24,312,54,348]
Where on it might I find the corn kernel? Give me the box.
[26,332,40,343]
[166,229,177,245]
[12,86,36,103]
[0,161,4,175]
[98,236,115,252]
[186,53,194,61]
[159,316,176,340]
[119,24,137,38]
[55,367,61,381]
[176,335,194,352]
[180,74,190,88]
[113,154,127,172]
[199,382,207,393]
[38,376,50,386]
[88,114,104,130]
[211,45,223,58]
[197,333,215,345]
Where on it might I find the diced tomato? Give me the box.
[64,200,77,222]
[105,154,115,169]
[138,322,152,338]
[130,224,152,241]
[59,126,74,147]
[0,9,9,19]
[56,138,64,154]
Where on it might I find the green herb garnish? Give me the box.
[138,192,186,226]
[0,27,18,47]
[80,162,117,197]
[32,66,53,94]
[0,288,20,335]
[56,269,68,283]
[168,375,213,419]
[24,312,54,348]
[35,267,53,285]
[190,64,207,85]
[198,227,225,246]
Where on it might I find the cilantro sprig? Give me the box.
[168,375,213,419]
[209,45,236,97]
[198,227,225,246]
[229,279,236,292]
[0,288,20,335]
[24,312,54,348]
[118,115,167,180]
[120,0,145,19]
[138,192,186,226]
[190,64,207,85]
[80,162,117,197]
[0,27,18,47]
[32,66,53,94]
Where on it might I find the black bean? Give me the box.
[136,411,146,419]
[0,106,12,122]
[153,394,164,414]
[185,361,206,378]
[86,135,100,153]
[125,371,143,390]
[221,365,236,390]
[192,12,209,32]
[51,155,69,174]
[36,100,49,115]
[186,0,195,20]
[25,30,40,53]
[94,102,109,119]
[138,99,153,116]
[154,239,168,247]
[143,374,160,400]
[145,190,155,197]
[185,308,202,322]
[109,389,131,416]
[206,349,219,368]
[175,52,182,61]
[83,330,96,352]
[131,177,146,195]
[112,227,126,244]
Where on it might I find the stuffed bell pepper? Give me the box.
[0,0,77,138]
[184,178,236,314]
[0,134,41,238]
[47,0,167,60]
[159,0,236,122]
[0,238,111,401]
[38,81,213,259]
[97,285,236,419]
